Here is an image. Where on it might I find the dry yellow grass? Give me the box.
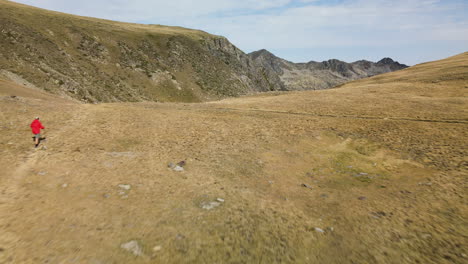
[0,53,466,263]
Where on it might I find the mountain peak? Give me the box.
[249,49,277,60]
[378,57,396,64]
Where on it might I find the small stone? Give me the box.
[327,227,334,232]
[320,194,328,198]
[62,183,68,188]
[421,233,432,239]
[216,198,225,203]
[177,160,186,167]
[103,194,110,198]
[358,196,367,200]
[173,165,184,172]
[418,182,432,186]
[201,201,221,210]
[268,180,274,184]
[314,227,325,233]
[167,162,175,168]
[118,184,131,190]
[153,245,162,252]
[359,172,368,176]
[120,240,143,256]
[301,183,312,189]
[38,171,47,176]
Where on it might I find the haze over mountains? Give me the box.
[0,0,407,103]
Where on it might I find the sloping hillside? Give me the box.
[249,49,408,90]
[0,52,466,263]
[0,0,285,103]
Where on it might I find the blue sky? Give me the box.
[11,0,468,65]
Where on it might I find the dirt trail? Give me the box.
[0,103,91,263]
[208,107,468,124]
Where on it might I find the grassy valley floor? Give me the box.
[0,53,467,263]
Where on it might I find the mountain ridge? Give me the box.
[248,49,408,90]
[1,0,406,102]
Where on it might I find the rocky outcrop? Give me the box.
[0,1,406,102]
[0,1,284,103]
[249,50,408,90]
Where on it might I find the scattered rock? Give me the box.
[62,183,68,188]
[118,184,131,190]
[359,172,368,176]
[358,196,367,200]
[268,180,274,184]
[167,162,175,168]
[120,240,143,256]
[177,160,186,167]
[418,182,433,186]
[371,211,387,218]
[153,245,162,252]
[173,165,184,172]
[314,227,325,233]
[200,201,221,210]
[301,183,312,189]
[216,198,225,203]
[421,233,432,239]
[326,227,334,232]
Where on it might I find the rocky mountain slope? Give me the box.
[0,0,285,103]
[249,49,408,90]
[0,1,410,103]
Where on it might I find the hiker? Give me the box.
[30,117,45,148]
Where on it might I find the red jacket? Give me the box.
[30,119,45,134]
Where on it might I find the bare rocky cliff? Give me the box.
[0,1,284,103]
[249,49,408,90]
